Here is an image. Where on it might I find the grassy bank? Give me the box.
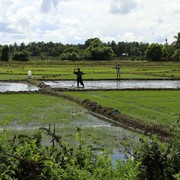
[65,90,180,127]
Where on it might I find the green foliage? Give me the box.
[172,49,180,61]
[12,50,30,61]
[0,126,139,179]
[0,121,179,179]
[161,45,175,61]
[60,46,85,60]
[173,32,180,49]
[84,38,103,48]
[60,51,83,61]
[0,45,10,61]
[2,33,180,61]
[85,38,115,60]
[134,119,180,180]
[145,43,162,61]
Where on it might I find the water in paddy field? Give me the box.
[1,80,173,160]
[44,80,180,89]
[0,110,140,161]
[0,82,39,92]
[0,80,179,92]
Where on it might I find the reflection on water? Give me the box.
[0,82,39,92]
[44,80,180,89]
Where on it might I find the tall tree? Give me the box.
[173,32,180,49]
[1,45,10,61]
[86,38,115,60]
[145,43,162,61]
[161,44,174,61]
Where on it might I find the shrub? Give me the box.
[0,126,139,179]
[12,50,30,61]
[134,120,180,180]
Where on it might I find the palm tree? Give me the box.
[173,32,180,49]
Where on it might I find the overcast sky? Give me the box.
[0,0,179,45]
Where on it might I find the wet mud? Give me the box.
[81,99,171,139]
[39,88,172,140]
[0,79,175,140]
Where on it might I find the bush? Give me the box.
[60,51,83,61]
[0,126,139,179]
[134,120,180,180]
[0,120,179,179]
[12,50,30,61]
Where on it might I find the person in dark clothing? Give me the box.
[73,68,84,88]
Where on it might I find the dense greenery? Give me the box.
[0,33,180,61]
[12,50,30,61]
[134,120,180,180]
[0,122,179,179]
[145,43,162,61]
[0,45,9,61]
[0,126,139,179]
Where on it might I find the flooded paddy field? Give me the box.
[0,81,39,92]
[1,79,178,156]
[44,80,180,90]
[0,79,179,93]
[0,93,141,152]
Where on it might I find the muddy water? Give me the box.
[0,110,140,157]
[0,82,39,92]
[0,80,179,92]
[44,80,180,89]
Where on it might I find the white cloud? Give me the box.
[41,0,59,13]
[119,32,138,42]
[0,0,179,45]
[164,2,180,14]
[110,0,141,14]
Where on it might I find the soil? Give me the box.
[0,79,173,140]
[39,88,172,141]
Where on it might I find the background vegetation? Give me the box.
[0,33,180,62]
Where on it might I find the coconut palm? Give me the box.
[173,32,180,49]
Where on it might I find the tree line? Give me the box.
[0,32,180,61]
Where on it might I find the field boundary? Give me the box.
[39,87,172,140]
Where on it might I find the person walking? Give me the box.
[73,68,84,88]
[115,64,121,79]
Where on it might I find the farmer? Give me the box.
[73,68,84,88]
[115,64,121,79]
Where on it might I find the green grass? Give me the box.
[0,93,140,149]
[65,90,180,127]
[0,94,80,125]
[0,60,180,80]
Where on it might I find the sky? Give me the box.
[0,0,179,45]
